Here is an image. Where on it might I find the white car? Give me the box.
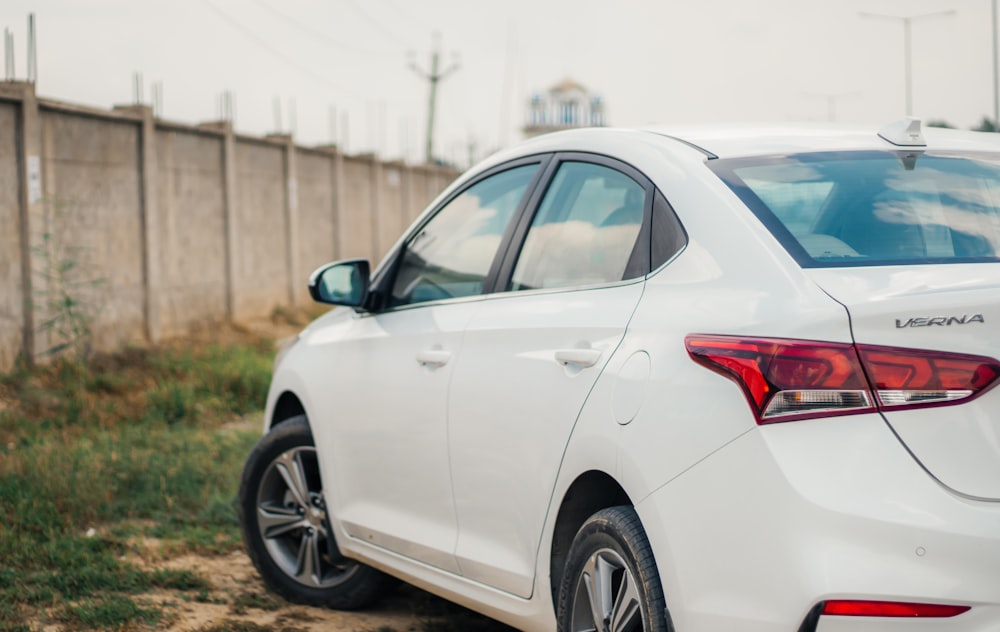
[238,119,1000,632]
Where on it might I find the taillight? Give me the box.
[822,599,970,618]
[685,335,874,422]
[857,345,1000,410]
[685,335,1000,423]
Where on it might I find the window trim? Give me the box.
[367,154,553,313]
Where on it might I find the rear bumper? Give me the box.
[635,414,1000,632]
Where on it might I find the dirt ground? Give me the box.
[132,547,506,632]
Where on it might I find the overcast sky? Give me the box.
[0,0,994,166]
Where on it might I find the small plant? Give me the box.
[31,198,106,361]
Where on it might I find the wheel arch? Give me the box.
[548,470,632,604]
[270,391,307,430]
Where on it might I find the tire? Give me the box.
[238,415,389,609]
[557,506,671,632]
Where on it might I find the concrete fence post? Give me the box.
[115,104,161,343]
[219,123,239,321]
[369,155,383,262]
[331,146,345,262]
[282,137,302,305]
[401,163,415,225]
[1,82,41,365]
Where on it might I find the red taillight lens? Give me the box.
[685,335,874,422]
[685,335,1000,423]
[822,599,970,618]
[857,345,1000,409]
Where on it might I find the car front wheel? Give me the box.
[238,415,389,609]
[558,506,671,632]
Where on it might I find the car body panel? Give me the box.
[448,279,645,597]
[293,299,484,574]
[808,265,1000,501]
[637,416,1000,632]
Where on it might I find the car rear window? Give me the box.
[710,151,1000,267]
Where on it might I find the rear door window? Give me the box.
[508,161,647,290]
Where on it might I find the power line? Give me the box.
[249,0,401,58]
[342,0,415,49]
[378,0,435,33]
[200,0,339,88]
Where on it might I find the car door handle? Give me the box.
[416,349,452,367]
[554,349,602,368]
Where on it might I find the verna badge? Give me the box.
[895,314,986,328]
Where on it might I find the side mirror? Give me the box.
[308,259,371,307]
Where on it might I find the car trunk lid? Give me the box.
[808,264,1000,501]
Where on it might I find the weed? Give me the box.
[31,198,106,361]
[149,568,211,592]
[58,594,159,629]
[193,589,227,605]
[230,590,284,614]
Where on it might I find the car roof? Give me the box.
[645,122,1000,159]
[496,121,1000,164]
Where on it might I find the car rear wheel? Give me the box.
[558,506,671,632]
[238,415,389,609]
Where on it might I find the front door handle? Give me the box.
[416,349,452,367]
[554,348,602,368]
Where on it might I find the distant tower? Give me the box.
[523,79,606,138]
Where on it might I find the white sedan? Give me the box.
[238,119,1000,632]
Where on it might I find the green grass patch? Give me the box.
[0,332,274,629]
[230,589,284,614]
[58,595,160,629]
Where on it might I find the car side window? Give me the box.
[510,161,646,291]
[650,190,688,271]
[389,164,538,308]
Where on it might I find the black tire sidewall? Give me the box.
[557,506,670,632]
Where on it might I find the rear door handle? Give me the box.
[416,349,452,367]
[554,349,602,368]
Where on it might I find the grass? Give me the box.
[0,330,274,630]
[0,318,514,632]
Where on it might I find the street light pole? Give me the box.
[861,10,956,116]
[993,0,998,127]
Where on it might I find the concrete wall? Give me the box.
[295,149,337,282]
[154,127,228,338]
[340,156,376,261]
[0,82,458,369]
[39,108,147,352]
[232,138,290,319]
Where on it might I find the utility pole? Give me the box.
[861,10,956,116]
[409,33,459,164]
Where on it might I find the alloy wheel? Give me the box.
[570,547,646,632]
[255,445,357,589]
